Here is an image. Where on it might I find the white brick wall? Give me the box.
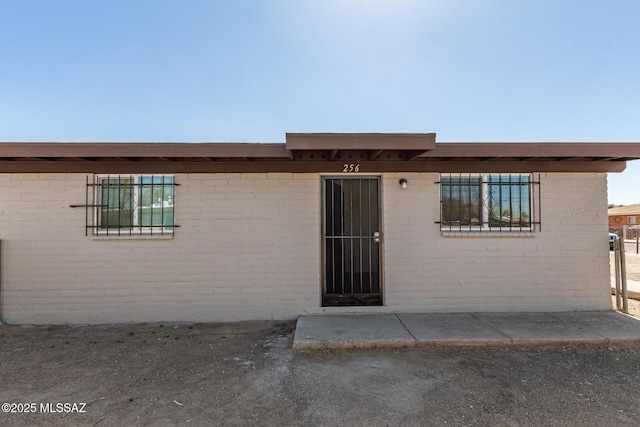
[379,172,611,313]
[0,171,611,324]
[0,173,321,324]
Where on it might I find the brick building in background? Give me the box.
[608,203,640,238]
[1,133,640,325]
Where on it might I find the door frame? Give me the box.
[320,175,384,307]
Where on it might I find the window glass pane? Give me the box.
[101,178,134,228]
[441,177,481,226]
[138,176,174,228]
[488,175,530,227]
[440,173,534,231]
[98,175,174,232]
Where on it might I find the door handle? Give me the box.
[373,231,381,243]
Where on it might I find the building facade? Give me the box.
[1,133,639,324]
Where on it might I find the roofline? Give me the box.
[0,133,639,173]
[424,142,640,158]
[607,204,640,215]
[0,160,626,173]
[1,141,638,159]
[0,142,290,158]
[286,132,436,151]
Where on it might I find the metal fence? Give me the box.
[613,237,628,313]
[610,227,640,254]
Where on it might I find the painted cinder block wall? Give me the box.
[381,172,610,313]
[0,173,321,324]
[0,172,610,324]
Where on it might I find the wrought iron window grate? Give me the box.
[71,175,179,236]
[437,173,541,232]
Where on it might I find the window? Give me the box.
[628,216,638,225]
[93,175,176,235]
[439,173,539,232]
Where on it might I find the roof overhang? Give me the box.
[607,204,640,216]
[0,133,639,173]
[286,132,436,161]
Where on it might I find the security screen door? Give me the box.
[322,177,382,306]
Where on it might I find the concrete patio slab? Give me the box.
[466,313,608,345]
[397,313,511,347]
[548,311,640,343]
[292,313,415,350]
[293,311,640,351]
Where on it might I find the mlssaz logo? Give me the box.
[40,402,87,413]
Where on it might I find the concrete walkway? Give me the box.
[293,311,640,350]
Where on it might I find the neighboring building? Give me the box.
[1,133,640,325]
[608,204,640,238]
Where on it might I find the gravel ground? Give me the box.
[2,319,640,427]
[1,257,640,426]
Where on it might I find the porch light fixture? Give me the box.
[399,178,408,189]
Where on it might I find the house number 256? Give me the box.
[342,163,360,173]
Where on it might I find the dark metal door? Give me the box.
[322,177,382,306]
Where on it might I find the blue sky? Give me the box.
[1,0,639,203]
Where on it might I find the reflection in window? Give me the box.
[441,177,482,226]
[440,174,537,232]
[98,175,175,235]
[488,175,531,228]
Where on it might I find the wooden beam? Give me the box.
[0,159,627,174]
[368,149,384,161]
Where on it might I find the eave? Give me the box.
[0,134,639,173]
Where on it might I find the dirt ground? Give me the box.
[2,256,640,426]
[2,318,640,427]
